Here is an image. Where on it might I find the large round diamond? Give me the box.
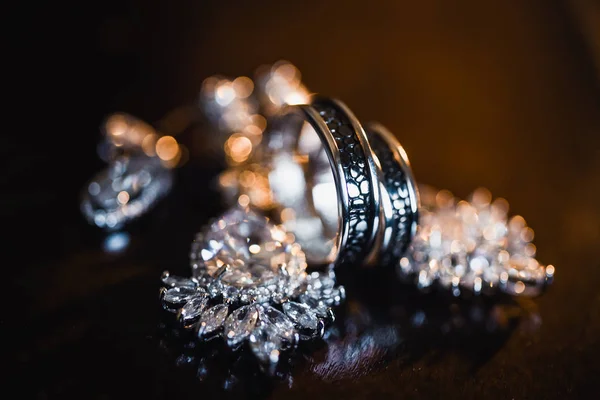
[192,207,307,288]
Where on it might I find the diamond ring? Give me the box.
[161,206,344,367]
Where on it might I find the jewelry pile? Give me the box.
[81,60,554,370]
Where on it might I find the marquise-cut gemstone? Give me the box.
[180,296,208,324]
[223,305,259,346]
[282,301,319,330]
[163,287,198,305]
[197,304,229,337]
[258,305,296,343]
[249,327,282,364]
[161,274,197,289]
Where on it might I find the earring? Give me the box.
[161,206,344,369]
[80,113,182,230]
[398,186,554,297]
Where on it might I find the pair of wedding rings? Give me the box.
[210,62,553,298]
[232,96,419,269]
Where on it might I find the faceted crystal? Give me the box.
[197,304,230,337]
[304,285,345,306]
[192,207,307,288]
[308,273,335,291]
[180,296,209,325]
[223,305,259,346]
[249,327,282,364]
[255,287,272,303]
[222,286,240,302]
[398,186,552,296]
[80,154,173,230]
[258,305,296,343]
[163,287,198,306]
[161,273,197,289]
[297,296,330,318]
[283,301,319,330]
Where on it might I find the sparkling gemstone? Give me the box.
[398,187,552,296]
[163,287,198,306]
[197,304,229,337]
[239,288,257,304]
[192,207,307,288]
[258,305,296,343]
[255,286,272,303]
[304,285,345,306]
[161,273,197,289]
[207,280,224,297]
[223,305,259,346]
[80,154,172,230]
[249,327,282,364]
[283,301,319,330]
[180,296,209,325]
[222,286,240,301]
[297,296,330,318]
[308,272,336,291]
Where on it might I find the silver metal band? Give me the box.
[268,97,381,267]
[366,122,419,265]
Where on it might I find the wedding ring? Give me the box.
[265,96,382,267]
[366,122,419,265]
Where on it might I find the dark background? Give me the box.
[5,0,600,398]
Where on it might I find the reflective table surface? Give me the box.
[6,1,600,398]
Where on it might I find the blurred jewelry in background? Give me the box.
[80,113,184,230]
[399,185,555,297]
[212,60,310,211]
[254,61,311,117]
[160,206,344,369]
[199,75,266,167]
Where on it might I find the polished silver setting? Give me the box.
[366,122,420,265]
[266,97,382,267]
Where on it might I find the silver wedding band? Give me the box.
[265,96,419,267]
